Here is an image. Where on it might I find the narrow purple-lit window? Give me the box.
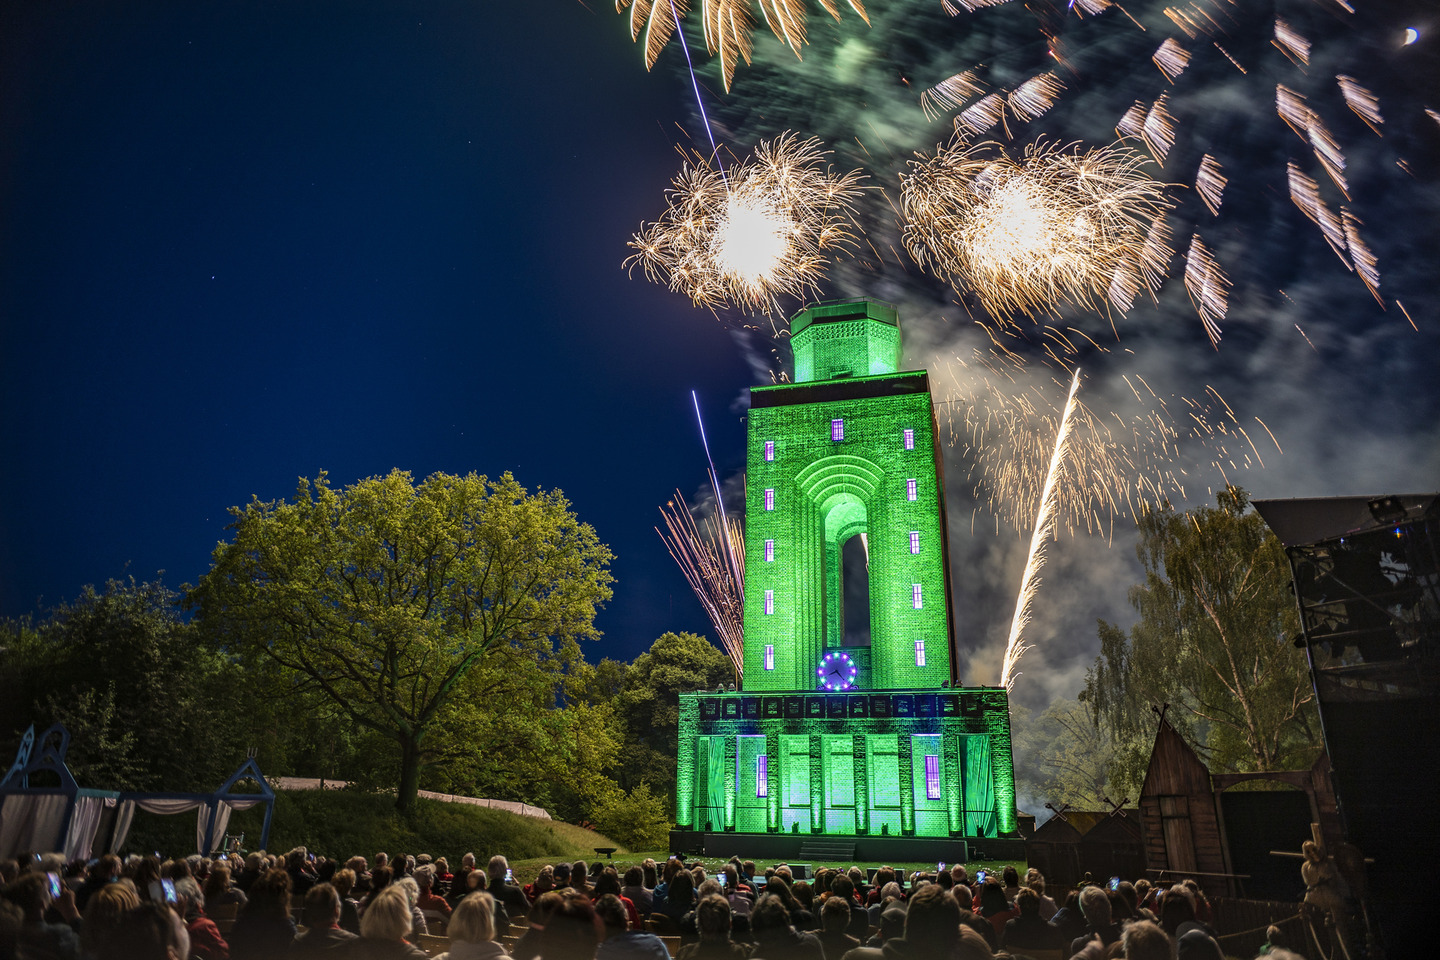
[764,488,775,511]
[757,755,769,796]
[831,419,845,441]
[764,539,775,562]
[764,440,775,462]
[764,645,775,670]
[910,531,921,554]
[912,584,923,609]
[765,590,775,615]
[915,640,926,667]
[907,479,918,501]
[924,755,941,799]
[903,428,915,450]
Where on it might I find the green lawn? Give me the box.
[123,789,1024,892]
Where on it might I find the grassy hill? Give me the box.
[123,788,622,864]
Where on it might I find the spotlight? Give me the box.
[1368,496,1407,524]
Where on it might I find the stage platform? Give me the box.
[669,829,1026,864]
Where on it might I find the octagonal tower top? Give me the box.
[790,298,902,384]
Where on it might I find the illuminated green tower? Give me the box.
[674,299,1017,860]
[742,299,954,693]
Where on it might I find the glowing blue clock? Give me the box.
[816,650,858,691]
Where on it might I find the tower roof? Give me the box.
[790,298,902,383]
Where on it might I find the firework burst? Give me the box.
[899,137,1173,323]
[625,133,865,316]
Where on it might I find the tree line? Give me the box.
[1,469,1319,839]
[0,470,730,851]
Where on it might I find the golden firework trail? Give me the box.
[625,133,865,317]
[1272,19,1310,66]
[617,0,869,91]
[658,491,746,675]
[1153,38,1192,82]
[900,138,1173,323]
[1195,154,1226,216]
[999,367,1082,689]
[1337,76,1383,136]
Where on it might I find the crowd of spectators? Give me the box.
[0,847,1310,960]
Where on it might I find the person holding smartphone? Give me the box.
[11,872,82,959]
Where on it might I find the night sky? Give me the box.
[3,0,1437,702]
[0,1,751,659]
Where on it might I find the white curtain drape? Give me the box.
[110,800,135,854]
[133,798,203,815]
[0,794,70,859]
[62,796,106,861]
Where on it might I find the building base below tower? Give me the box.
[668,830,1026,865]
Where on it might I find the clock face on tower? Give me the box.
[816,650,859,691]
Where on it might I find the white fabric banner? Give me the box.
[62,796,105,861]
[110,800,135,854]
[0,794,70,858]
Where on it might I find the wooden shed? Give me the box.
[1137,716,1229,896]
[1079,810,1145,884]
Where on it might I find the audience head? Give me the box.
[360,885,413,941]
[1159,886,1197,932]
[1001,864,1019,889]
[1121,919,1174,960]
[81,880,141,957]
[878,905,906,942]
[110,901,190,960]
[595,893,629,936]
[244,869,291,919]
[904,882,961,955]
[951,883,973,911]
[488,855,510,883]
[529,889,565,926]
[303,882,341,928]
[821,894,851,933]
[954,924,992,960]
[395,876,420,910]
[1016,886,1040,917]
[593,867,622,897]
[750,892,793,936]
[1079,883,1113,926]
[331,868,355,899]
[536,891,601,960]
[413,864,435,892]
[668,869,695,908]
[449,891,496,945]
[980,879,1010,916]
[696,894,732,942]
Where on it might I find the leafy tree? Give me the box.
[588,781,673,851]
[611,631,732,802]
[189,470,613,811]
[415,641,623,822]
[0,578,244,792]
[1084,487,1321,781]
[1012,698,1141,810]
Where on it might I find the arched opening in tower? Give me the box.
[841,533,872,647]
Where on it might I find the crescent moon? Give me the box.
[1405,28,1420,45]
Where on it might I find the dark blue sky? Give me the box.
[0,1,753,661]
[3,0,1437,699]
